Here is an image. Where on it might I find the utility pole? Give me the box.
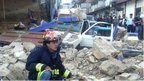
[2,0,5,21]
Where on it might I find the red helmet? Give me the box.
[43,30,60,43]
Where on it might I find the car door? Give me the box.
[80,22,113,47]
[80,26,96,47]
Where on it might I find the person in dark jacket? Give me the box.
[26,30,72,80]
[137,18,143,40]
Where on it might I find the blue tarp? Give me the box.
[58,16,79,23]
[29,21,58,32]
[29,16,79,32]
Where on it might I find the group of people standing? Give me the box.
[95,13,143,40]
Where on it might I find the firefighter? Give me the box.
[26,30,72,80]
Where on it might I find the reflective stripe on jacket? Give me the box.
[26,46,66,80]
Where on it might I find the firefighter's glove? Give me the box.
[52,69,60,76]
[63,70,72,79]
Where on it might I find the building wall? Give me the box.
[117,3,125,18]
[136,0,144,8]
[136,0,144,17]
[125,0,135,18]
[88,0,144,19]
[0,0,39,21]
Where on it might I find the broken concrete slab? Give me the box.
[5,67,25,80]
[3,73,16,80]
[14,51,26,58]
[22,42,35,52]
[99,59,127,76]
[136,68,144,78]
[17,53,28,62]
[77,48,88,58]
[111,41,124,50]
[7,61,27,80]
[93,38,118,60]
[138,61,144,68]
[64,62,77,71]
[128,73,140,80]
[0,63,10,76]
[64,48,78,61]
[114,27,127,41]
[123,34,139,46]
[11,42,23,51]
[5,56,17,64]
[115,73,131,80]
[14,61,26,70]
[88,55,95,63]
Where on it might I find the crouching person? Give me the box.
[25,30,72,80]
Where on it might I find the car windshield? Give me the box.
[86,23,112,36]
[51,21,82,32]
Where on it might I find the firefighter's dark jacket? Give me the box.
[26,45,67,80]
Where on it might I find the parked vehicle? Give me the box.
[80,22,114,48]
[89,20,97,26]
[29,15,114,49]
[60,21,114,49]
[50,17,90,49]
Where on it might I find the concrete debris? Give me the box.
[22,42,36,52]
[128,73,140,80]
[136,68,144,78]
[114,27,127,41]
[63,48,78,61]
[5,56,17,64]
[88,55,95,63]
[0,41,30,80]
[77,48,89,58]
[123,34,139,46]
[17,52,28,62]
[99,59,127,76]
[0,39,143,80]
[0,64,10,76]
[111,41,124,50]
[93,38,118,60]
[115,73,131,80]
[138,61,144,68]
[115,73,141,80]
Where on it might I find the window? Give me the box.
[85,23,111,36]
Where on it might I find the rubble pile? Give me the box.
[0,42,35,80]
[63,39,144,81]
[63,48,143,81]
[0,39,143,81]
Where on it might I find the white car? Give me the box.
[80,22,114,48]
[51,19,90,49]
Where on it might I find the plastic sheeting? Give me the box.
[29,20,58,32]
[58,16,79,23]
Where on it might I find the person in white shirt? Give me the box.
[126,14,135,32]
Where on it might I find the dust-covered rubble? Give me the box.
[0,42,35,80]
[0,40,143,81]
